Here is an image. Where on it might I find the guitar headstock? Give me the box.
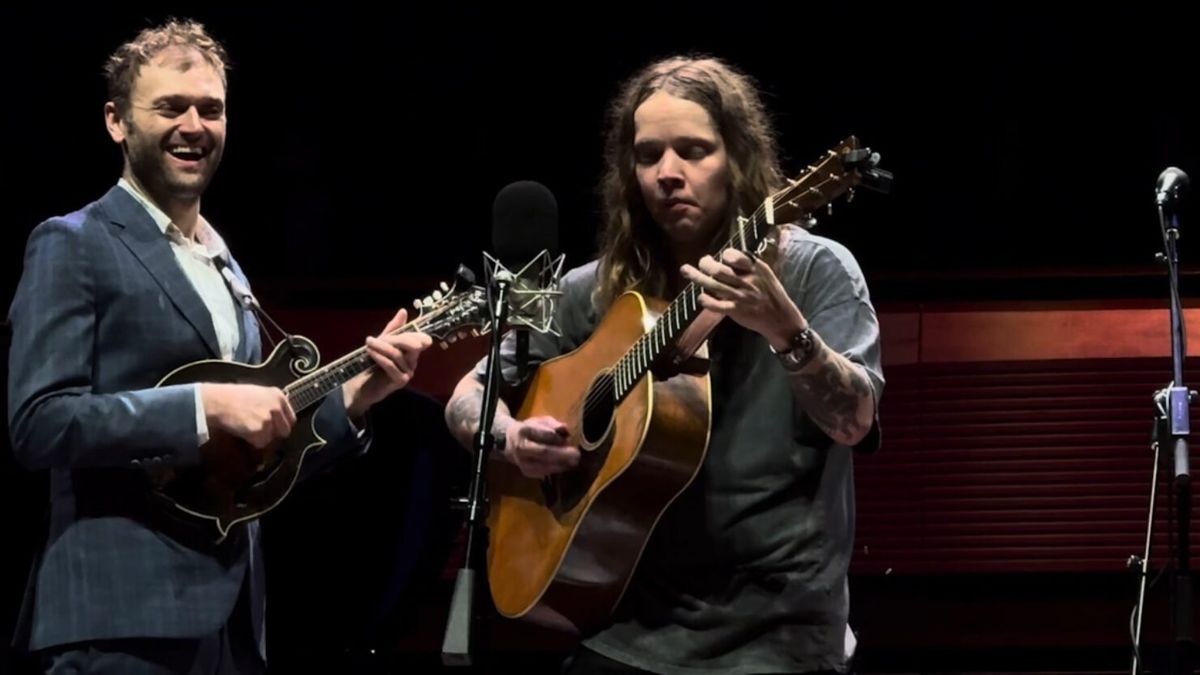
[769,136,892,231]
[407,265,489,347]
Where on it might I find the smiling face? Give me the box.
[633,90,731,257]
[105,45,227,207]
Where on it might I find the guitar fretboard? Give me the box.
[607,155,854,404]
[611,209,771,402]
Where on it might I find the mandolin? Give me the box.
[149,268,488,540]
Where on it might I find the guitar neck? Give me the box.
[612,211,774,402]
[612,139,869,401]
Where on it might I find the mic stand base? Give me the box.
[441,276,513,667]
[441,568,477,667]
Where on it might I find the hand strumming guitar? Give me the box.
[498,415,581,480]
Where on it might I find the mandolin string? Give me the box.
[283,290,463,403]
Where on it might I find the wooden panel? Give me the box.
[269,301,1200,576]
[921,307,1200,362]
[858,362,1186,574]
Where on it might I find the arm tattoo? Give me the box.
[446,388,484,446]
[787,338,875,444]
[446,384,514,450]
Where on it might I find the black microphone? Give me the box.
[1157,166,1190,208]
[491,181,559,381]
[492,180,559,270]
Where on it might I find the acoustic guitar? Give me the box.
[486,137,889,632]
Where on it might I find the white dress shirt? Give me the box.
[118,178,240,445]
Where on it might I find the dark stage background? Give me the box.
[3,3,1200,673]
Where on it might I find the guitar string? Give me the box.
[578,169,845,417]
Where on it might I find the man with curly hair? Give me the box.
[8,19,431,674]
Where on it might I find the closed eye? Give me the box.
[677,140,715,160]
[633,141,663,165]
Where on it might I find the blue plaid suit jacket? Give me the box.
[7,186,365,655]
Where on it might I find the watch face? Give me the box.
[798,331,814,352]
[779,328,816,370]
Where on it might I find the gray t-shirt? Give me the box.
[476,226,884,674]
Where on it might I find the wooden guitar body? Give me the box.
[485,136,889,631]
[487,292,712,633]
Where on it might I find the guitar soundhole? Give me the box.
[542,373,616,516]
[580,373,616,447]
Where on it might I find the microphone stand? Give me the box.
[1161,202,1195,675]
[441,268,513,667]
[1133,200,1194,674]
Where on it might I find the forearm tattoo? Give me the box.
[446,387,485,444]
[788,337,875,443]
[446,385,514,450]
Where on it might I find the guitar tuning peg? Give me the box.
[438,342,449,350]
[440,282,450,293]
[469,328,480,337]
[803,216,818,229]
[826,203,834,216]
[412,299,422,309]
[847,187,856,203]
[432,290,443,301]
[446,334,458,344]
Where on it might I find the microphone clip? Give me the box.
[482,249,564,337]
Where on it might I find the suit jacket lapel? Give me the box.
[221,255,261,364]
[101,186,222,359]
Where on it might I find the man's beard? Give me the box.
[125,124,222,204]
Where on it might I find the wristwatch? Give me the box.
[770,326,818,372]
